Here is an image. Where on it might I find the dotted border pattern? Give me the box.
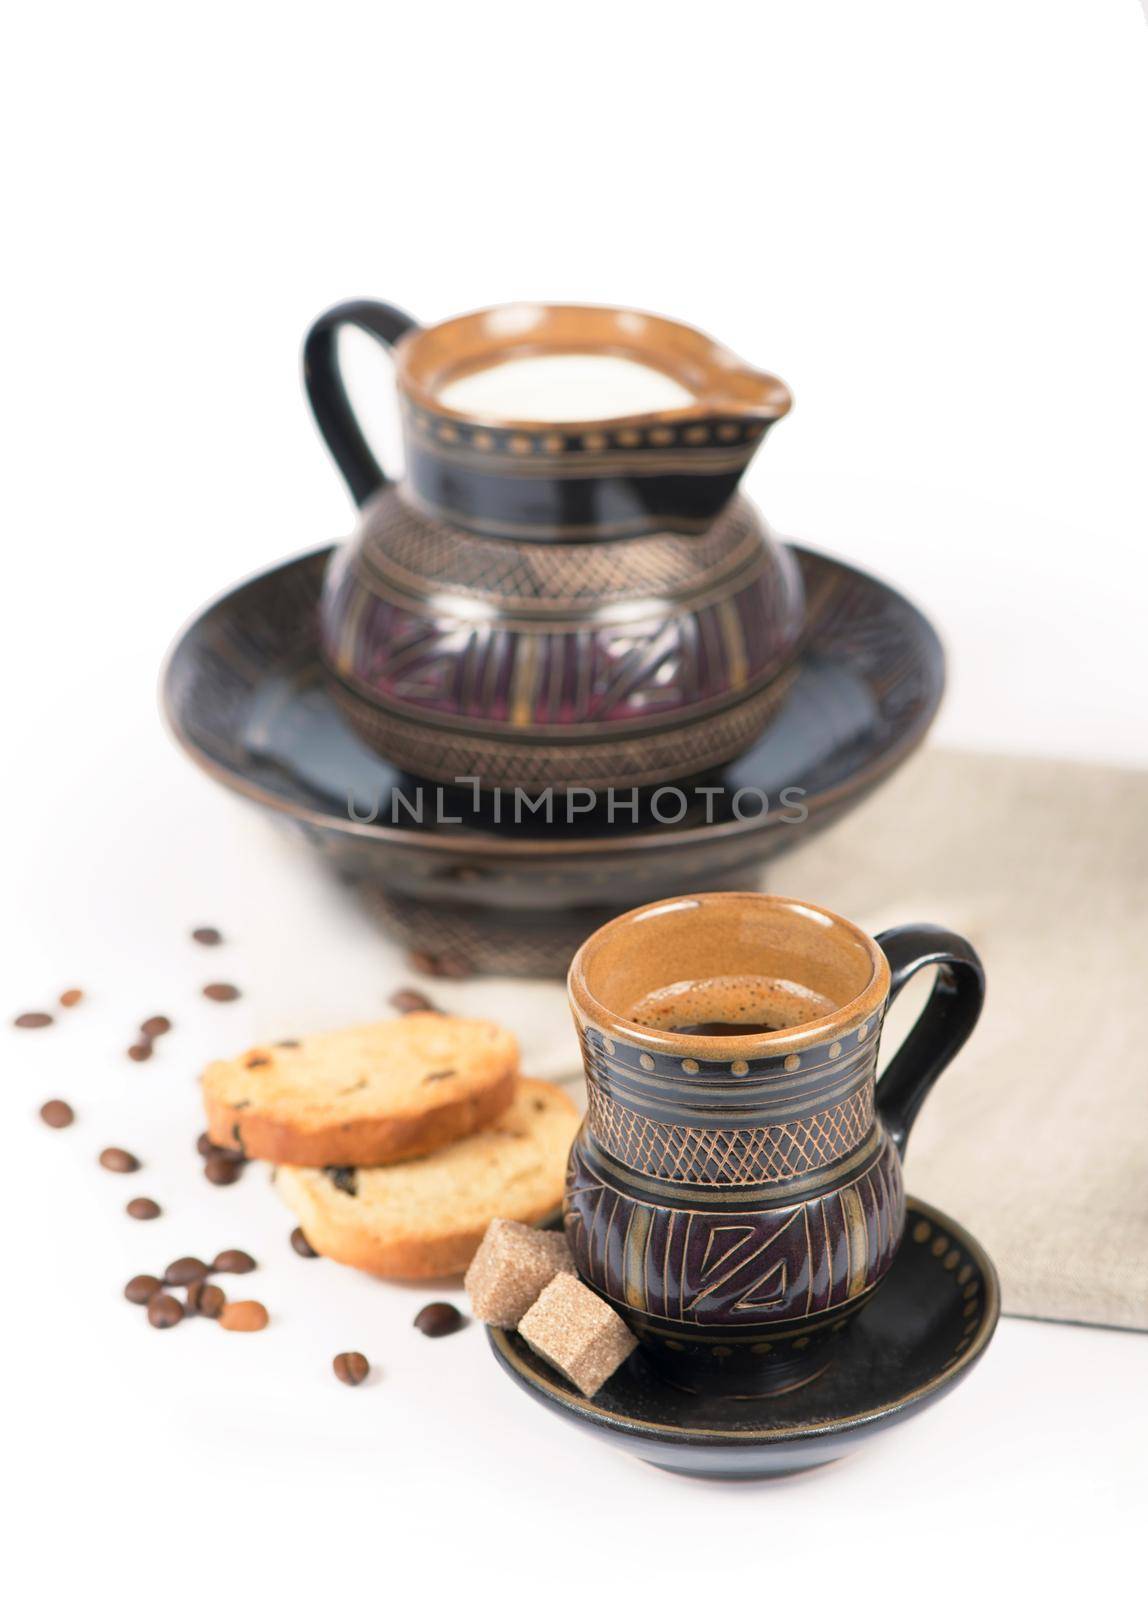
[406,400,767,459]
[581,1007,885,1084]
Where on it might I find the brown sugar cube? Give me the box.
[517,1272,637,1397]
[464,1218,573,1329]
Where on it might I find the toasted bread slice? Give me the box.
[272,1078,579,1278]
[203,1015,519,1167]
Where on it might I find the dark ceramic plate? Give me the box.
[488,1198,998,1480]
[162,544,943,974]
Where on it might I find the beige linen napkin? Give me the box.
[769,746,1148,1332]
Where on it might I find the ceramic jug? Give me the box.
[303,301,804,792]
[565,893,985,1397]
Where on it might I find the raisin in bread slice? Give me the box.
[272,1078,579,1278]
[203,1015,519,1167]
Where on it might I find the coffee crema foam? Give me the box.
[627,974,837,1036]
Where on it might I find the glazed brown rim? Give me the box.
[487,1195,1001,1444]
[391,303,793,431]
[567,892,890,1057]
[159,543,943,861]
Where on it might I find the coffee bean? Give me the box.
[204,1153,242,1185]
[127,1041,153,1062]
[59,989,84,1008]
[186,1281,226,1318]
[192,927,223,946]
[125,1273,162,1304]
[14,1012,53,1029]
[212,1249,256,1275]
[126,1197,161,1221]
[290,1227,318,1259]
[39,1099,74,1129]
[219,1300,268,1332]
[389,987,438,1015]
[140,1016,172,1039]
[202,983,240,1003]
[333,1352,370,1386]
[195,1131,225,1159]
[147,1292,184,1329]
[413,1302,466,1338]
[99,1147,140,1173]
[164,1256,210,1286]
[410,950,472,980]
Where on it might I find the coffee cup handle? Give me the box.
[873,924,985,1155]
[302,299,421,506]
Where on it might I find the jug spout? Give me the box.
[700,352,793,429]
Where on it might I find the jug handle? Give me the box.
[873,924,985,1156]
[303,299,421,506]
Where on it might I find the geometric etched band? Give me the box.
[585,1078,875,1186]
[565,1132,905,1328]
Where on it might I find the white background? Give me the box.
[3,3,1146,1597]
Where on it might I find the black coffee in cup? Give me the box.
[627,973,837,1037]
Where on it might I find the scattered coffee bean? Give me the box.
[127,1041,153,1063]
[186,1281,226,1318]
[212,1248,256,1275]
[290,1227,318,1259]
[202,983,241,1003]
[219,1300,268,1332]
[196,1131,221,1159]
[333,1352,370,1386]
[124,1274,162,1304]
[389,987,438,1015]
[100,1147,140,1173]
[410,950,472,979]
[413,1302,466,1338]
[204,1153,243,1186]
[14,1012,53,1029]
[192,926,223,946]
[275,1038,300,1048]
[126,1197,161,1221]
[164,1256,210,1286]
[140,1016,172,1039]
[59,988,84,1008]
[39,1099,75,1129]
[147,1292,184,1329]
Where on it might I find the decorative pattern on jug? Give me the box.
[319,491,804,791]
[402,398,775,539]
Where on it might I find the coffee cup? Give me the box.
[565,892,984,1396]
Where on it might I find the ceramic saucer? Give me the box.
[162,543,943,975]
[487,1198,998,1480]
